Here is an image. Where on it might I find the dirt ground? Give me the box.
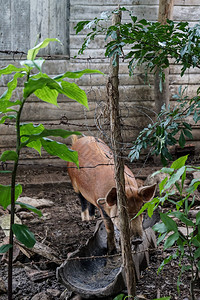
[0,162,200,300]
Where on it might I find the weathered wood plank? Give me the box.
[11,0,30,52]
[49,0,69,55]
[71,0,200,5]
[70,5,200,22]
[169,74,200,85]
[0,0,11,51]
[170,65,200,74]
[70,5,159,21]
[170,84,199,98]
[30,0,49,55]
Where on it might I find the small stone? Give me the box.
[41,212,51,220]
[46,289,61,297]
[16,197,54,211]
[29,218,42,225]
[192,171,200,180]
[0,276,7,294]
[31,292,51,300]
[17,211,34,220]
[0,214,21,237]
[60,289,73,300]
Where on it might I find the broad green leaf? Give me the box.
[160,212,178,232]
[153,222,167,234]
[164,166,186,190]
[171,155,188,169]
[0,115,16,124]
[20,123,44,154]
[0,64,26,77]
[192,237,200,247]
[133,197,159,218]
[41,138,79,166]
[0,184,22,209]
[15,201,42,217]
[24,74,88,108]
[152,167,174,177]
[0,100,21,113]
[169,231,182,250]
[53,69,104,81]
[23,76,61,99]
[173,211,194,227]
[0,150,18,162]
[12,224,36,248]
[158,255,173,273]
[34,85,59,106]
[0,73,25,101]
[157,232,167,244]
[27,38,61,60]
[60,81,88,109]
[194,247,200,260]
[196,211,200,225]
[178,131,185,148]
[187,179,200,193]
[183,128,193,139]
[20,123,44,136]
[0,244,12,253]
[146,198,159,218]
[198,260,200,271]
[113,294,125,300]
[23,129,81,145]
[159,177,168,194]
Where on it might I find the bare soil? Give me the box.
[0,163,200,300]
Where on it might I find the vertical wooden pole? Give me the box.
[154,0,174,114]
[107,10,136,298]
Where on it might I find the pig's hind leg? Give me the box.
[78,193,95,221]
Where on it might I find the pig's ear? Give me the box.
[138,183,157,202]
[105,187,117,206]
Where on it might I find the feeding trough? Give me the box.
[57,213,158,299]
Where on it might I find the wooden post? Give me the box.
[107,10,136,298]
[154,0,174,114]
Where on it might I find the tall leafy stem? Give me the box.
[0,38,103,300]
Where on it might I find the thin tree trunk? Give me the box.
[154,0,174,114]
[107,10,136,298]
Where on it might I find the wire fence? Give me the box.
[0,49,158,175]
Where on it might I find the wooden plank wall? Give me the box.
[0,0,200,166]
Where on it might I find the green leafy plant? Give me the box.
[136,155,200,299]
[0,38,103,299]
[75,8,200,165]
[129,86,200,165]
[75,7,200,78]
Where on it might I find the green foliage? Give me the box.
[27,38,61,61]
[75,7,200,77]
[138,156,200,295]
[129,87,200,165]
[0,244,12,253]
[76,9,200,165]
[15,201,42,217]
[0,38,102,254]
[12,224,36,248]
[0,184,22,209]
